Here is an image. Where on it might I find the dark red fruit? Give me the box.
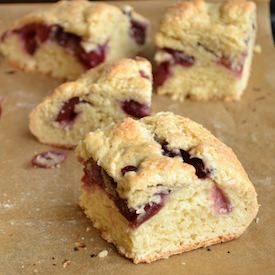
[139,70,150,80]
[82,159,104,188]
[114,192,168,228]
[219,56,244,77]
[121,100,150,118]
[121,165,137,176]
[153,61,170,88]
[13,23,106,69]
[129,19,147,45]
[212,184,232,214]
[160,141,181,158]
[164,48,195,67]
[31,151,67,168]
[55,97,89,126]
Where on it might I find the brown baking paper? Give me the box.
[0,1,274,274]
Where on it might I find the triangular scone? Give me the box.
[0,0,149,80]
[29,57,152,148]
[76,112,258,264]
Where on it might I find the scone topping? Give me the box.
[31,151,67,168]
[3,23,107,69]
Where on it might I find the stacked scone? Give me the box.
[154,0,256,101]
[0,0,149,79]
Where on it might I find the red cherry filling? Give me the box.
[211,184,232,214]
[163,48,195,67]
[55,97,89,126]
[31,151,67,168]
[153,48,195,87]
[121,165,137,176]
[219,53,246,77]
[121,100,150,118]
[158,140,211,179]
[82,159,168,228]
[129,19,147,45]
[11,23,106,69]
[139,70,150,80]
[153,61,171,88]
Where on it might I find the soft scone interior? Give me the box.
[77,112,259,263]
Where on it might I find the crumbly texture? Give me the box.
[154,0,257,101]
[77,112,259,263]
[29,57,152,148]
[0,0,149,80]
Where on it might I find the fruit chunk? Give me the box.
[212,184,232,214]
[31,151,67,168]
[121,100,150,118]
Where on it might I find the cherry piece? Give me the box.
[114,192,168,228]
[153,61,170,88]
[121,165,137,176]
[82,159,104,188]
[164,48,195,67]
[31,151,67,168]
[211,184,232,214]
[55,97,88,126]
[160,141,181,158]
[121,100,150,118]
[219,55,245,77]
[139,70,150,80]
[129,19,147,45]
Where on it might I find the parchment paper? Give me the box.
[0,1,274,274]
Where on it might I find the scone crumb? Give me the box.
[181,262,186,265]
[73,241,87,251]
[98,250,108,258]
[62,259,71,268]
[255,217,260,224]
[86,226,91,232]
[33,269,38,273]
[253,44,262,53]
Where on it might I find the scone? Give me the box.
[0,0,149,80]
[76,112,259,263]
[153,0,257,101]
[29,57,152,148]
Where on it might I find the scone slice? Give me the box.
[76,112,259,263]
[29,57,152,148]
[153,0,257,101]
[0,0,149,80]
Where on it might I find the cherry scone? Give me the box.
[76,112,259,263]
[29,57,152,148]
[0,0,149,80]
[153,0,257,101]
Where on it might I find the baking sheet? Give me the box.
[0,1,274,274]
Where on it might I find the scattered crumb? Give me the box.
[52,263,56,266]
[21,265,24,269]
[227,251,231,254]
[255,217,260,224]
[3,193,7,197]
[73,241,86,251]
[86,227,91,232]
[33,269,38,273]
[98,250,108,258]
[181,262,186,265]
[62,259,71,268]
[253,44,262,53]
[90,253,96,258]
[206,247,211,251]
[51,257,55,260]
[81,236,85,240]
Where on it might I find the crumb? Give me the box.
[33,269,38,273]
[62,259,71,268]
[51,257,55,260]
[5,70,16,74]
[255,217,260,224]
[90,253,96,258]
[81,236,85,240]
[227,251,231,254]
[181,262,186,265]
[98,250,108,258]
[3,193,7,197]
[21,265,24,269]
[253,44,262,53]
[86,227,91,232]
[206,247,211,251]
[52,263,56,266]
[73,241,86,251]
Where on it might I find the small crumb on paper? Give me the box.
[62,259,71,268]
[86,227,91,232]
[98,250,108,258]
[181,262,186,265]
[33,269,38,273]
[73,241,86,251]
[253,44,262,53]
[255,217,260,224]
